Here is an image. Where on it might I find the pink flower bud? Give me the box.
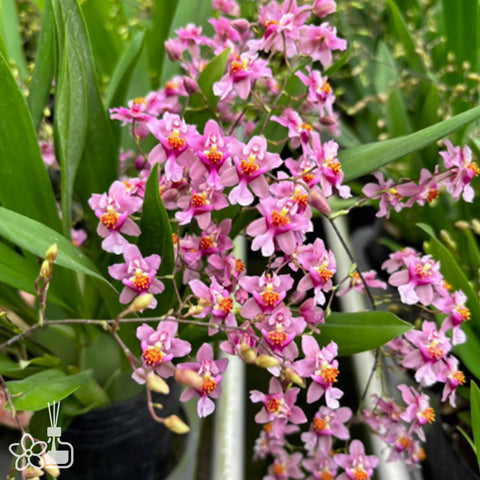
[183,76,198,94]
[164,39,182,62]
[312,0,337,18]
[308,190,331,215]
[230,18,250,35]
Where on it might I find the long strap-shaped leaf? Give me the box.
[0,53,61,232]
[0,207,114,290]
[339,103,480,181]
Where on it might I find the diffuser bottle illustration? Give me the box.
[43,401,74,469]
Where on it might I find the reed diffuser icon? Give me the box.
[43,401,74,469]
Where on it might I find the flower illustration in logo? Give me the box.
[9,433,47,471]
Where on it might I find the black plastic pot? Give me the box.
[60,387,181,480]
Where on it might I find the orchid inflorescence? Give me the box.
[74,0,479,477]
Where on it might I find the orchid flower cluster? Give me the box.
[363,141,479,218]
[77,0,479,478]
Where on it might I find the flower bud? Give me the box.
[230,18,250,35]
[187,305,204,316]
[284,368,306,388]
[41,452,60,477]
[439,229,457,251]
[130,293,154,312]
[239,344,257,364]
[183,76,198,94]
[174,368,203,389]
[45,243,58,263]
[255,354,280,369]
[472,219,480,235]
[308,190,331,215]
[312,0,337,17]
[164,39,182,62]
[39,259,51,279]
[146,372,170,395]
[24,466,44,478]
[163,414,190,434]
[454,220,470,230]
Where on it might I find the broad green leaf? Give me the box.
[55,28,87,236]
[0,0,28,79]
[340,103,480,181]
[0,241,71,311]
[0,53,61,232]
[138,164,175,276]
[80,0,124,77]
[197,47,230,112]
[442,0,479,72]
[105,31,145,109]
[471,381,480,472]
[29,325,78,365]
[418,222,480,334]
[147,0,180,89]
[51,0,117,208]
[316,311,412,356]
[5,369,92,411]
[0,207,115,289]
[138,163,175,315]
[0,354,59,375]
[105,30,145,144]
[374,42,412,138]
[455,325,480,382]
[28,0,56,131]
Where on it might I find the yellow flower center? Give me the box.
[191,193,207,207]
[240,156,259,175]
[142,346,163,367]
[200,374,217,395]
[131,270,151,292]
[100,206,119,229]
[270,210,289,227]
[266,398,280,412]
[166,129,186,150]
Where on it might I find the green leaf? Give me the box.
[316,311,412,356]
[147,0,180,89]
[442,0,479,72]
[184,48,230,129]
[5,369,93,411]
[0,207,115,289]
[105,31,145,109]
[105,30,145,144]
[0,52,61,232]
[0,0,28,79]
[455,325,480,382]
[80,0,124,77]
[51,0,117,208]
[339,103,480,181]
[0,241,70,310]
[197,47,230,112]
[374,41,412,138]
[385,0,425,73]
[55,27,87,236]
[28,0,57,131]
[471,381,480,471]
[138,163,176,315]
[418,222,480,334]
